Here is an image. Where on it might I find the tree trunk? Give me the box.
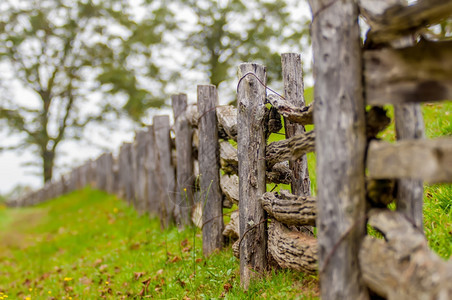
[42,149,55,183]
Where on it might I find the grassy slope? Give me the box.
[0,98,449,299]
[0,189,319,299]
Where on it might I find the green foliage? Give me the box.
[177,0,310,91]
[0,188,319,299]
[0,0,172,182]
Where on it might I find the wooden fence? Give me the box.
[7,1,452,298]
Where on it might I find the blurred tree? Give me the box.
[0,0,173,183]
[177,0,310,91]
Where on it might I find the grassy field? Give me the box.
[0,189,319,299]
[0,100,450,299]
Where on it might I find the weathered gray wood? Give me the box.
[143,126,159,217]
[365,40,452,105]
[268,220,318,274]
[133,130,149,214]
[172,94,194,228]
[103,153,115,195]
[367,138,452,183]
[309,1,369,299]
[261,190,316,226]
[118,143,134,204]
[265,131,315,167]
[395,102,425,230]
[220,174,239,205]
[220,135,293,183]
[237,63,268,289]
[198,85,224,256]
[153,115,176,228]
[95,154,107,191]
[95,153,114,194]
[267,94,313,125]
[359,0,452,44]
[216,105,237,141]
[281,53,312,200]
[359,209,452,300]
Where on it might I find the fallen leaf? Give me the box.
[93,259,103,267]
[180,239,189,247]
[134,272,145,280]
[99,264,108,272]
[79,276,92,285]
[182,246,191,253]
[170,256,181,263]
[156,269,164,276]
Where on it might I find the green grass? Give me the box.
[0,188,319,299]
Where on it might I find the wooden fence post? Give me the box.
[133,130,149,214]
[153,115,176,228]
[309,1,369,299]
[281,53,311,197]
[144,125,160,216]
[237,63,268,289]
[172,94,194,228]
[119,143,134,204]
[197,85,223,256]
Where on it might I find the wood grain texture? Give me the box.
[143,126,160,216]
[172,94,194,228]
[281,52,312,215]
[267,94,313,125]
[198,85,224,256]
[216,105,237,141]
[118,143,134,205]
[220,174,239,205]
[309,0,369,298]
[133,130,149,214]
[364,40,452,105]
[261,190,316,226]
[367,137,452,183]
[395,101,425,230]
[359,209,452,300]
[268,220,318,274]
[359,0,452,44]
[265,131,315,167]
[237,63,268,289]
[153,115,176,228]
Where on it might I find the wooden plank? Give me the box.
[172,94,194,228]
[197,85,224,256]
[365,40,452,105]
[359,209,452,300]
[267,94,313,125]
[281,53,312,199]
[395,102,425,229]
[367,138,452,183]
[153,115,176,228]
[118,143,134,204]
[359,0,452,44]
[103,153,115,195]
[237,63,268,289]
[142,126,159,216]
[308,1,369,299]
[133,130,149,214]
[265,131,315,167]
[261,190,316,226]
[268,220,318,274]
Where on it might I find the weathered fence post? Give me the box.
[144,125,160,216]
[237,63,268,289]
[197,85,223,256]
[133,130,149,214]
[281,53,311,197]
[394,104,425,229]
[119,143,134,204]
[172,94,194,228]
[153,115,176,228]
[308,1,369,299]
